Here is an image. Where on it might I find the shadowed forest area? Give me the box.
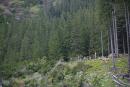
[0,0,130,87]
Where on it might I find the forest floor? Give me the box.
[0,56,128,87]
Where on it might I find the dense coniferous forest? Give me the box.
[0,0,130,87]
[0,0,110,62]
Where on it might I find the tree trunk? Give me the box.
[114,14,119,57]
[112,10,116,57]
[124,1,130,75]
[113,3,119,57]
[110,25,116,70]
[45,75,48,87]
[123,35,126,55]
[95,52,97,59]
[101,31,104,57]
[0,78,2,87]
[108,29,111,55]
[127,6,130,75]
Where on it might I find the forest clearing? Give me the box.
[0,0,130,87]
[0,56,128,87]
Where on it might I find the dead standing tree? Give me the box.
[124,0,130,76]
[110,0,120,71]
[112,0,119,58]
[109,0,118,71]
[110,25,116,70]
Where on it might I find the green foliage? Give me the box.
[0,57,127,87]
[71,62,92,74]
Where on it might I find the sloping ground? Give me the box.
[0,57,127,87]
